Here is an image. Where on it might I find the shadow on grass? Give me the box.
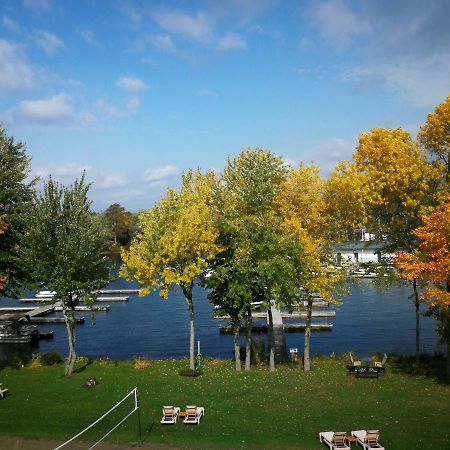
[140,421,155,445]
[389,353,449,384]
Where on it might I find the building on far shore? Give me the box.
[334,229,395,264]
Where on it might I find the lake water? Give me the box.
[0,276,443,362]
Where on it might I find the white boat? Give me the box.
[35,290,55,298]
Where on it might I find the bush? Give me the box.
[133,357,151,370]
[178,368,203,377]
[41,351,63,366]
[28,354,43,369]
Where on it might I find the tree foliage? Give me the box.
[102,203,134,246]
[276,163,347,370]
[396,195,450,307]
[0,127,36,298]
[20,175,111,376]
[418,94,450,184]
[121,169,222,369]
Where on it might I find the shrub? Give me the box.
[133,357,151,370]
[28,354,43,369]
[178,368,203,377]
[41,351,63,366]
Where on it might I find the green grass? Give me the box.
[0,357,449,449]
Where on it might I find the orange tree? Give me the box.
[396,195,450,380]
[351,127,438,364]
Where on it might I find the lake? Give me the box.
[0,276,443,362]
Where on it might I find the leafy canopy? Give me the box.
[20,175,111,304]
[121,169,222,298]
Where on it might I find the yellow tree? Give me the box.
[418,94,450,185]
[277,164,347,371]
[121,170,221,370]
[396,195,450,379]
[353,127,438,364]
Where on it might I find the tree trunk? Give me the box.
[268,306,275,371]
[244,310,252,371]
[182,283,195,370]
[412,278,420,365]
[303,297,313,372]
[446,281,450,382]
[63,306,77,376]
[233,324,241,371]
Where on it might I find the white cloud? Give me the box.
[196,88,218,97]
[9,93,96,127]
[99,172,128,189]
[35,30,64,55]
[144,165,180,183]
[2,15,20,32]
[23,0,51,12]
[12,93,74,124]
[309,0,370,48]
[115,76,148,93]
[150,34,177,53]
[0,40,36,92]
[34,162,92,180]
[218,32,247,50]
[77,26,103,49]
[95,97,140,118]
[153,9,214,42]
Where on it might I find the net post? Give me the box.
[134,387,142,444]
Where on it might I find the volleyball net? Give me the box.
[54,387,141,450]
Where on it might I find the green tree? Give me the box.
[0,127,36,298]
[102,203,133,246]
[205,149,305,371]
[20,175,111,376]
[121,170,222,370]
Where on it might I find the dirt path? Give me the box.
[0,436,182,450]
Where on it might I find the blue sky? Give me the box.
[1,0,449,211]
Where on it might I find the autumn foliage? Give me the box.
[396,195,450,307]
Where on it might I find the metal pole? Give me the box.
[135,388,142,444]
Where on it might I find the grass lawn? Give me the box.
[0,356,449,449]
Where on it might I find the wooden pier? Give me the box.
[215,310,335,320]
[97,289,139,295]
[54,305,109,312]
[96,296,128,302]
[30,317,85,324]
[219,323,333,333]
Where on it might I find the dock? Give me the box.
[271,306,288,362]
[30,317,85,324]
[96,296,128,302]
[215,310,335,320]
[97,289,139,295]
[219,323,333,333]
[54,305,109,312]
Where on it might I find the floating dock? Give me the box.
[215,310,335,320]
[54,305,109,312]
[96,296,128,302]
[219,323,333,333]
[30,317,85,324]
[97,289,139,295]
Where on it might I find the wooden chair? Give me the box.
[319,431,350,450]
[349,352,361,367]
[375,354,387,368]
[183,405,204,424]
[160,406,180,424]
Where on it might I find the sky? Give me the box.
[1,0,449,211]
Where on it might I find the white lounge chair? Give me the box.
[351,430,385,449]
[349,352,361,367]
[160,406,180,424]
[375,354,387,368]
[0,384,9,399]
[319,431,350,449]
[183,405,204,424]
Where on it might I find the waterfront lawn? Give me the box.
[0,357,449,449]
